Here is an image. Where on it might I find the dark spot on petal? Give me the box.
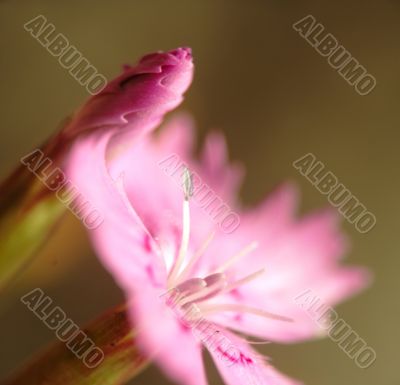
[143,234,152,253]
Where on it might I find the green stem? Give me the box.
[5,305,150,385]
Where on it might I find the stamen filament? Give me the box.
[176,230,216,283]
[212,241,259,274]
[179,280,226,307]
[198,304,293,322]
[168,199,190,286]
[221,269,265,295]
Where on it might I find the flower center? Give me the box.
[162,169,292,325]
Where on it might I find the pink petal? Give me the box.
[200,131,244,202]
[206,327,303,385]
[129,285,208,385]
[199,186,370,343]
[157,113,197,155]
[66,132,167,291]
[65,47,193,138]
[205,266,369,343]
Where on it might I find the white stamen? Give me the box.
[168,199,191,286]
[221,269,265,295]
[198,304,293,322]
[179,279,226,307]
[176,230,216,284]
[212,241,259,274]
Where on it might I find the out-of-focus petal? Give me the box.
[207,328,303,385]
[66,131,167,291]
[200,131,245,202]
[199,186,370,343]
[129,285,208,385]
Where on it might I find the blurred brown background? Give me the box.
[0,0,398,384]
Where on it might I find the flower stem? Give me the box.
[5,304,150,385]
